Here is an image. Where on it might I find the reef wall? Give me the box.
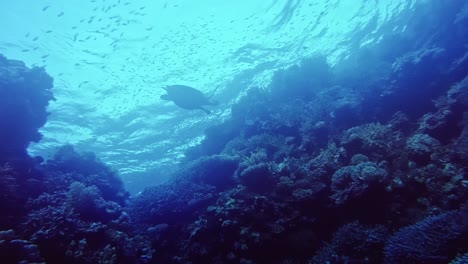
[0,1,467,263]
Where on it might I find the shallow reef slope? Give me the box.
[1,1,468,264]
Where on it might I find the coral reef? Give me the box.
[0,55,148,262]
[0,55,54,229]
[0,54,54,166]
[384,210,468,263]
[41,145,129,205]
[330,161,389,205]
[0,146,152,264]
[1,1,468,263]
[139,5,468,260]
[311,221,388,263]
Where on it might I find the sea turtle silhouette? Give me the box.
[160,85,218,114]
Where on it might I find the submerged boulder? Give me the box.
[0,54,54,166]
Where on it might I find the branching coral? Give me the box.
[384,210,468,263]
[312,221,388,263]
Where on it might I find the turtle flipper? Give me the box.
[200,107,211,114]
[207,85,220,99]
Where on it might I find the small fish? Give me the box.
[57,11,64,17]
[78,81,89,88]
[42,6,50,11]
[45,30,53,33]
[21,49,30,52]
[32,36,39,41]
[41,54,49,59]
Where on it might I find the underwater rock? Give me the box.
[0,54,54,166]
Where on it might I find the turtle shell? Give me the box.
[161,85,216,114]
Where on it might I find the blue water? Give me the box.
[0,0,412,193]
[0,0,467,263]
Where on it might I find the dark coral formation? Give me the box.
[0,56,149,263]
[312,221,388,263]
[124,2,468,263]
[0,144,151,263]
[125,8,468,260]
[0,54,54,166]
[1,1,468,263]
[0,55,54,229]
[131,60,467,263]
[384,209,468,263]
